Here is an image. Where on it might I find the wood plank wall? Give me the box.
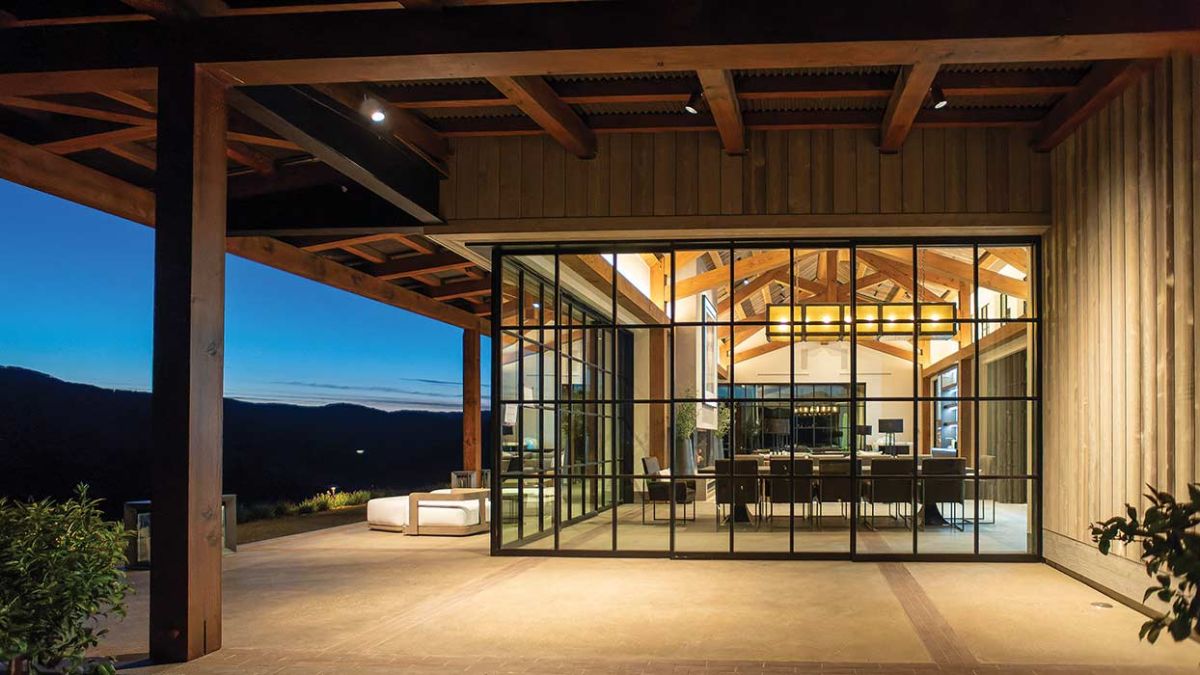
[440,128,1049,220]
[1043,54,1198,590]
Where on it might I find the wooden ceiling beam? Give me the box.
[385,70,1078,110]
[486,75,595,158]
[314,83,448,174]
[880,62,940,152]
[0,96,155,126]
[228,85,441,224]
[365,252,474,280]
[0,131,488,331]
[96,90,156,113]
[15,0,1194,95]
[1031,59,1155,151]
[429,278,492,300]
[984,247,1030,275]
[561,254,669,324]
[674,250,791,299]
[697,69,745,155]
[225,141,276,175]
[104,142,158,170]
[38,126,159,154]
[433,107,1044,137]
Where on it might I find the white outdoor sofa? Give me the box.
[367,488,489,536]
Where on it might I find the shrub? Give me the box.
[0,485,130,674]
[237,503,276,524]
[1092,484,1200,643]
[297,489,372,514]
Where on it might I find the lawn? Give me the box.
[238,504,367,544]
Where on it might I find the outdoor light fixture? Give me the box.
[355,449,365,455]
[765,301,957,342]
[369,109,387,123]
[683,91,702,115]
[931,86,949,110]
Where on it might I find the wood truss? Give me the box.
[0,0,1193,331]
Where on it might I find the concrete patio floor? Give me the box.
[100,523,1199,674]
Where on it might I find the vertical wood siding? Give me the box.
[440,128,1049,220]
[1044,54,1198,570]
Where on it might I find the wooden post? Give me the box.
[149,57,227,664]
[463,328,482,482]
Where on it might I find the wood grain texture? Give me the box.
[1044,55,1197,580]
[443,128,1051,223]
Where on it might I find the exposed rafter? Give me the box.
[313,82,448,174]
[697,69,745,155]
[486,75,596,158]
[880,62,940,152]
[1031,59,1155,151]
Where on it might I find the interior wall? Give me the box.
[734,341,916,447]
[441,128,1049,220]
[1043,53,1198,607]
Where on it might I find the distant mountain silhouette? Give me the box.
[0,366,489,517]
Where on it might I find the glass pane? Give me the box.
[670,247,727,320]
[612,250,672,325]
[977,400,1035,477]
[915,455,975,554]
[978,478,1036,554]
[674,402,732,553]
[978,245,1034,320]
[499,260,522,328]
[857,457,916,555]
[978,321,1036,398]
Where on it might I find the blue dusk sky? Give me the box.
[0,180,489,411]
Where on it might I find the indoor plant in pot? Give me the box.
[0,485,130,674]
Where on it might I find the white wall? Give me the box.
[733,334,917,446]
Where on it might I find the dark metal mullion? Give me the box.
[911,244,919,556]
[611,253,619,552]
[668,247,678,556]
[553,255,562,550]
[974,243,982,555]
[1034,241,1044,558]
[728,241,736,555]
[850,244,859,558]
[788,244,796,553]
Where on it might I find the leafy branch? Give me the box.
[1091,483,1200,644]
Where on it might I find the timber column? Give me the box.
[150,57,227,663]
[463,328,482,483]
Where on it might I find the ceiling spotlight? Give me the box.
[370,109,387,123]
[931,86,948,110]
[684,91,702,115]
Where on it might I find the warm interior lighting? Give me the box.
[766,302,956,341]
[684,91,702,115]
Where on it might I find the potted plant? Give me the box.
[1092,483,1200,643]
[0,485,131,674]
[674,399,698,474]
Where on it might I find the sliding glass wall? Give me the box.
[492,240,1039,560]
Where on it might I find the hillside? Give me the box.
[0,366,488,516]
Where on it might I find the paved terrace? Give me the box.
[100,524,1198,675]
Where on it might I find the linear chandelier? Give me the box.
[765,302,957,342]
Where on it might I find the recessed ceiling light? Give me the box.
[684,91,701,115]
[370,109,387,123]
[931,86,948,110]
